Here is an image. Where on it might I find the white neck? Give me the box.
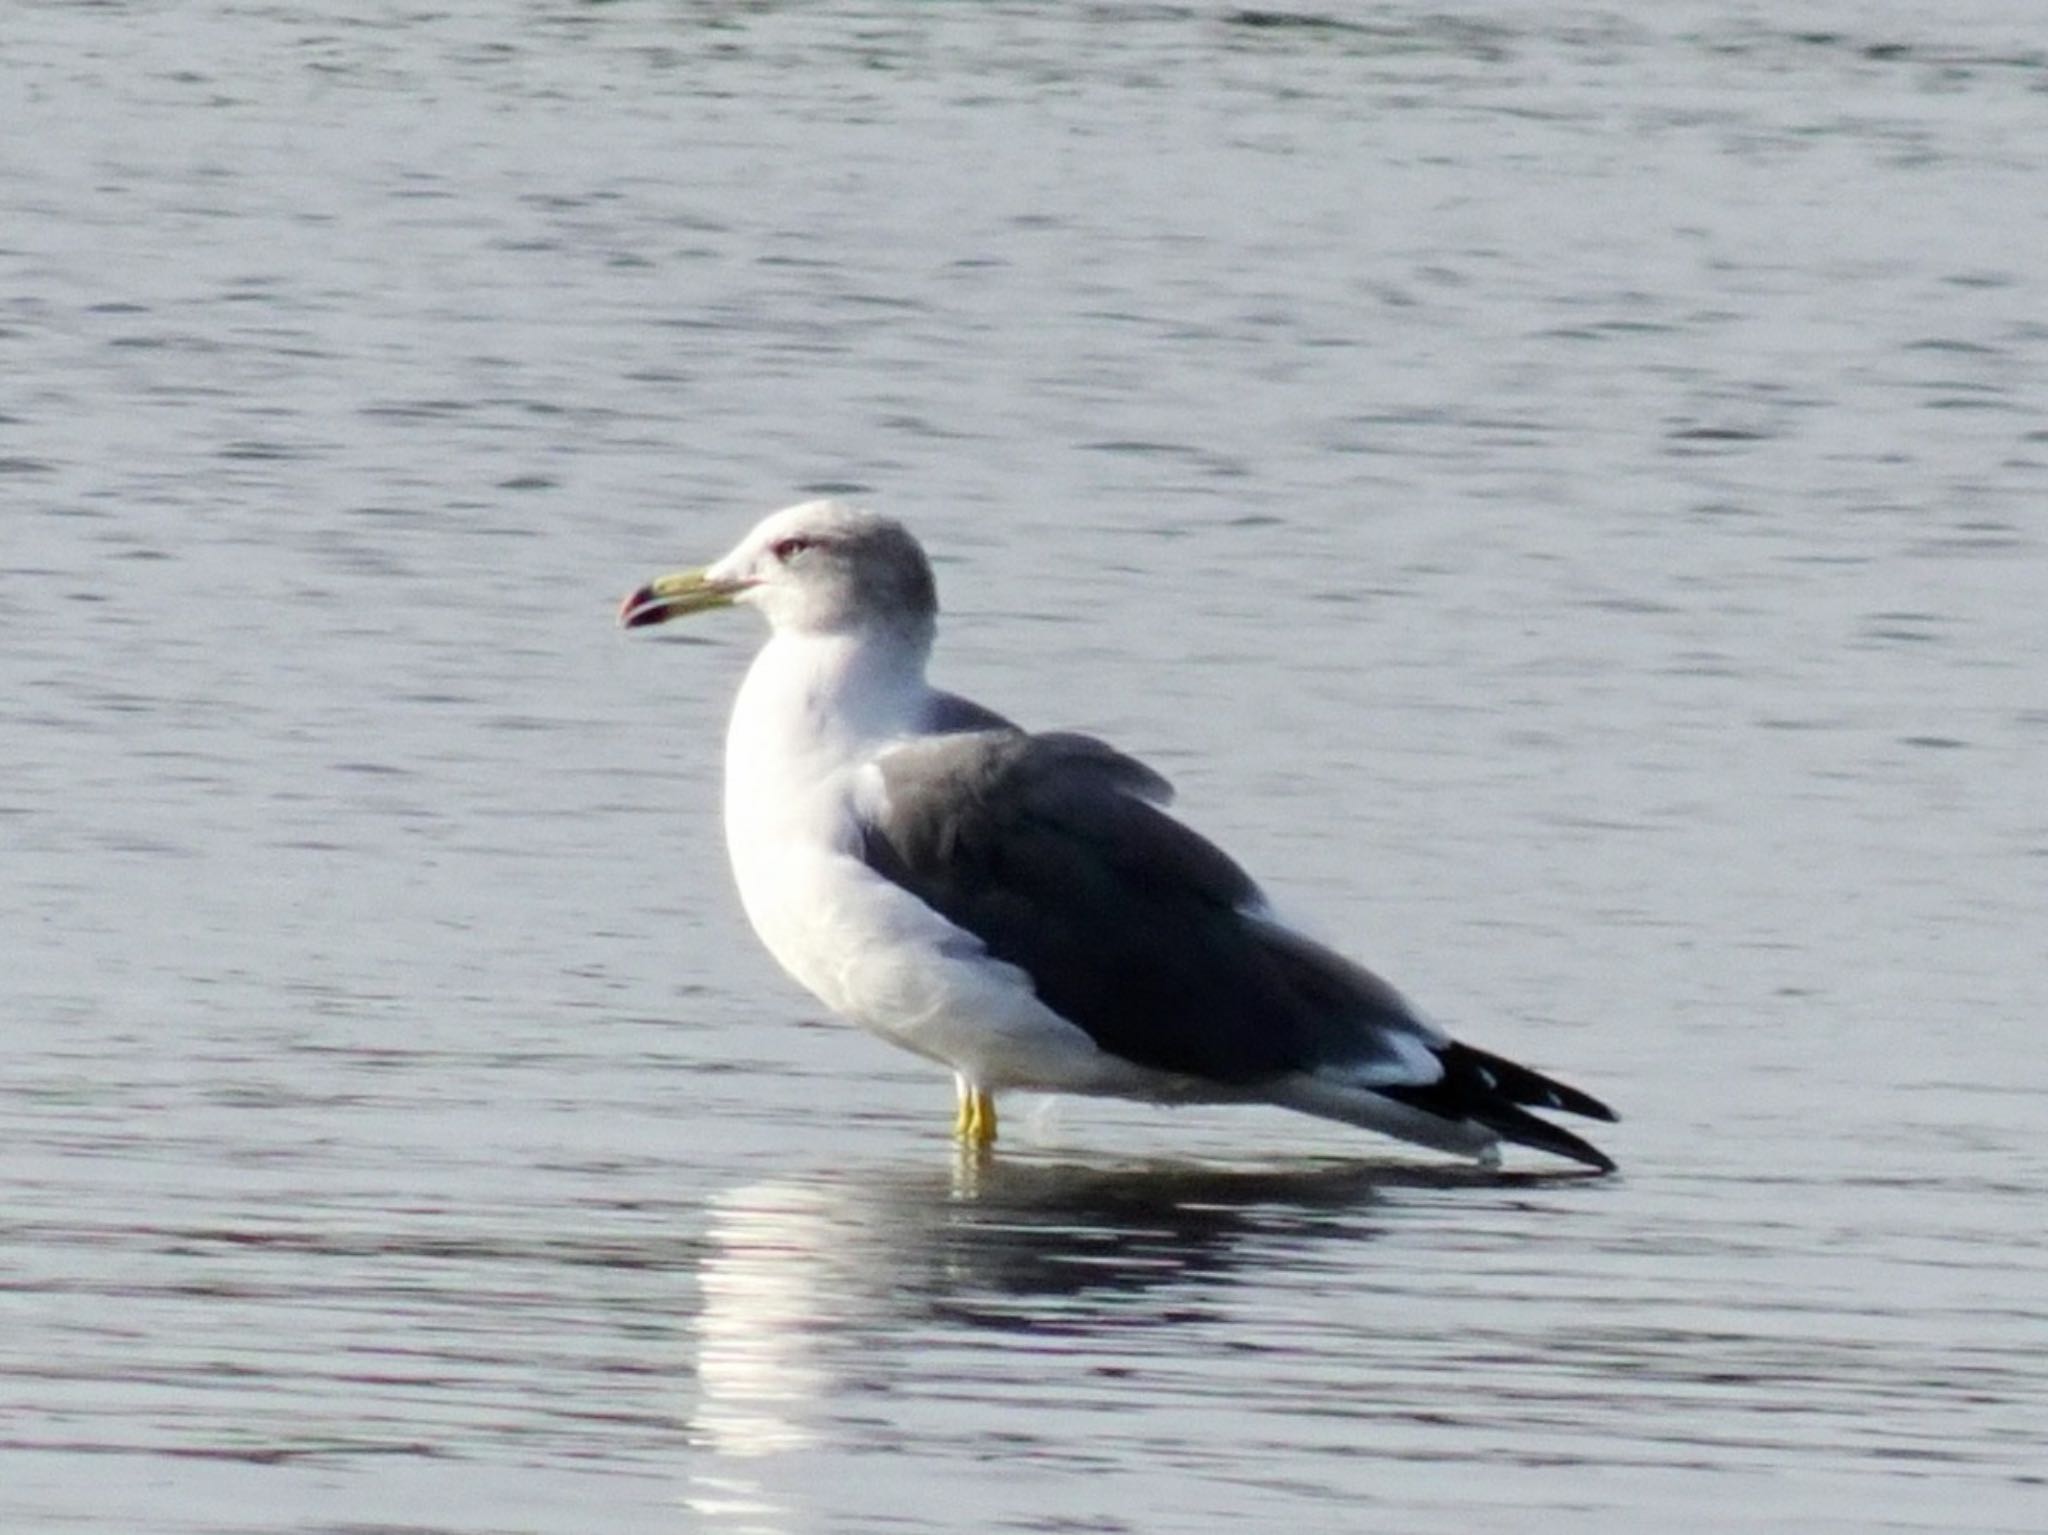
[721,625,933,956]
[724,625,930,841]
[731,625,930,762]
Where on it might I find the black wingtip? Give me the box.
[1575,1091,1621,1125]
[1453,1043,1617,1124]
[1384,1041,1619,1172]
[1494,1105,1618,1174]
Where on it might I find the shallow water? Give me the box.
[4,3,2045,1531]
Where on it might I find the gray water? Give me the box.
[4,3,2045,1531]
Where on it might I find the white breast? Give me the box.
[718,633,1122,1093]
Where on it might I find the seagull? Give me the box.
[621,500,1618,1171]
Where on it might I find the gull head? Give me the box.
[619,499,938,640]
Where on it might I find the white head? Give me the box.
[620,500,938,644]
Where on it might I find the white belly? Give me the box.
[716,629,1159,1096]
[722,755,1127,1094]
[733,835,1131,1092]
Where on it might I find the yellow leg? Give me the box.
[952,1077,998,1149]
[952,1078,974,1139]
[967,1088,997,1148]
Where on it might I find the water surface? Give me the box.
[4,3,2044,1531]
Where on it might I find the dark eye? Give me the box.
[771,535,816,562]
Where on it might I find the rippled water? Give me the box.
[5,3,2045,1531]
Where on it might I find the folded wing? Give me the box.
[855,729,1445,1086]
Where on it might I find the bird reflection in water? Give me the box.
[684,1154,1551,1531]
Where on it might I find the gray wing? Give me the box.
[922,688,1016,735]
[855,728,1437,1085]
